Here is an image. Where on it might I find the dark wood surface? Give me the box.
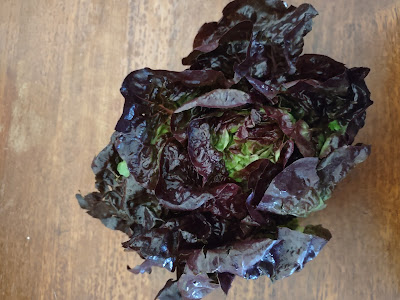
[1,1,399,299]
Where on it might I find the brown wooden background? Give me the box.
[1,0,399,299]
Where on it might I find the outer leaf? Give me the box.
[256,157,321,217]
[257,145,371,217]
[271,226,331,281]
[117,68,229,132]
[183,0,292,75]
[155,139,213,211]
[184,226,330,282]
[127,260,162,275]
[76,135,161,236]
[317,144,371,194]
[187,0,287,54]
[114,125,166,190]
[156,280,182,300]
[186,238,281,278]
[171,107,211,144]
[235,4,318,80]
[246,161,283,225]
[217,272,235,295]
[175,89,252,113]
[183,21,253,68]
[187,119,226,184]
[115,68,229,189]
[263,106,315,157]
[280,55,373,130]
[177,270,220,300]
[202,183,247,219]
[291,54,346,82]
[162,213,212,245]
[122,228,178,272]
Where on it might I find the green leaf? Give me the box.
[223,141,275,181]
[117,161,130,178]
[229,125,239,134]
[328,120,341,132]
[151,124,170,145]
[214,129,230,152]
[317,133,325,152]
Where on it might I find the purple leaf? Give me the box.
[156,280,182,300]
[257,145,371,217]
[187,119,226,184]
[271,226,331,281]
[123,228,177,272]
[186,238,281,277]
[174,89,252,113]
[217,272,235,295]
[155,139,214,211]
[317,144,371,191]
[177,270,220,300]
[203,183,247,219]
[128,259,162,275]
[257,157,321,217]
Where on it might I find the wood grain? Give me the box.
[0,1,399,299]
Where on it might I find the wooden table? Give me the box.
[1,1,399,299]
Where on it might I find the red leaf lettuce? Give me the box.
[77,1,372,299]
